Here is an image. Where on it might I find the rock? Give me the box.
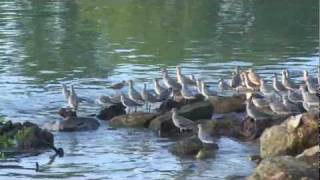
[209,95,246,113]
[44,117,100,132]
[109,112,157,128]
[157,99,182,113]
[96,103,126,120]
[15,126,54,150]
[169,136,218,158]
[178,100,213,120]
[148,112,179,137]
[248,156,319,180]
[203,113,244,137]
[169,136,203,156]
[1,120,54,152]
[249,155,262,164]
[149,101,212,137]
[296,145,319,166]
[260,112,318,158]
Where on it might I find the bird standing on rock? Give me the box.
[120,94,143,113]
[198,123,215,144]
[128,80,144,104]
[162,68,181,90]
[171,108,196,132]
[176,66,196,86]
[62,84,70,101]
[153,78,166,95]
[273,74,286,93]
[247,68,261,86]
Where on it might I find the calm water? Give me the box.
[0,0,318,179]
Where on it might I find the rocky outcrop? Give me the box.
[260,112,318,158]
[248,156,319,180]
[209,95,246,113]
[96,103,126,120]
[109,112,157,127]
[0,121,54,153]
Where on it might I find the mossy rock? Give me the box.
[169,136,203,156]
[15,126,53,150]
[109,112,157,128]
[260,112,319,158]
[248,156,319,180]
[209,95,246,113]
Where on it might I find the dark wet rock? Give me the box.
[225,175,248,180]
[59,117,100,131]
[248,156,319,180]
[45,108,100,132]
[249,155,262,164]
[260,112,318,158]
[109,112,158,128]
[201,113,244,137]
[157,99,182,113]
[149,101,212,137]
[0,120,54,151]
[96,103,126,120]
[169,136,218,158]
[209,95,246,113]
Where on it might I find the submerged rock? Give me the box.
[260,112,318,158]
[209,95,246,113]
[109,112,157,128]
[248,156,319,180]
[44,108,100,132]
[96,103,126,120]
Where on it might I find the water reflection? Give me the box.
[0,0,318,179]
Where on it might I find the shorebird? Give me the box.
[259,79,274,96]
[273,74,286,93]
[157,87,173,101]
[180,83,196,101]
[62,84,70,101]
[247,68,261,86]
[120,94,143,113]
[305,76,317,94]
[141,83,159,111]
[246,97,270,121]
[218,78,232,91]
[176,66,196,85]
[252,96,269,108]
[171,108,196,132]
[68,85,79,111]
[97,95,121,106]
[281,70,297,90]
[230,71,241,88]
[153,78,166,95]
[300,85,319,105]
[302,101,319,112]
[198,123,215,144]
[128,80,144,104]
[243,72,259,90]
[196,79,202,94]
[162,68,181,90]
[282,95,302,114]
[303,70,317,84]
[109,80,126,90]
[201,81,217,99]
[287,89,303,103]
[269,97,291,115]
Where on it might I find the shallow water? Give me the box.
[0,0,318,179]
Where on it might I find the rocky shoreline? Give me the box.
[1,94,318,179]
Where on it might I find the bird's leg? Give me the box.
[134,107,137,112]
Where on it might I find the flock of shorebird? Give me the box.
[60,66,319,144]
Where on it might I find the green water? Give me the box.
[0,0,318,179]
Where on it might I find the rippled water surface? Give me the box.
[0,0,319,179]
